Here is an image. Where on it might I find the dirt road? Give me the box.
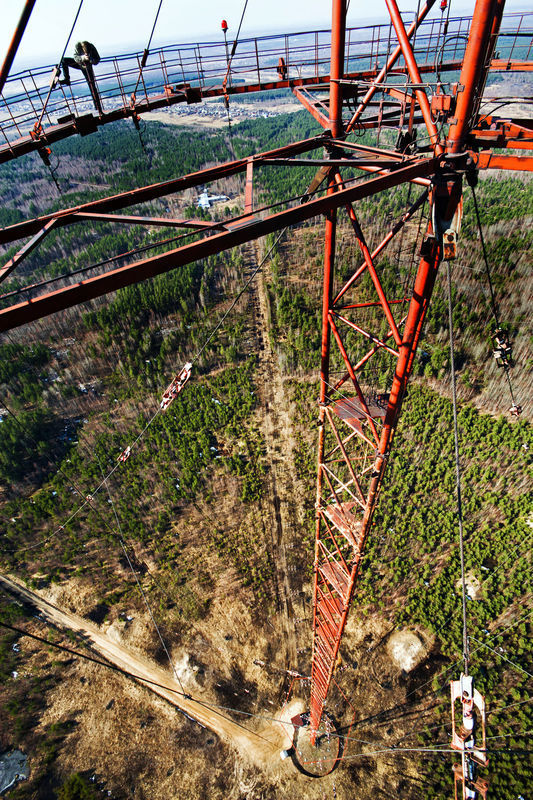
[0,573,294,767]
[245,241,307,670]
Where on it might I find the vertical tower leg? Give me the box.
[309,0,346,744]
[311,182,337,743]
[306,171,464,751]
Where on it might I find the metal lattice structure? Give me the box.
[1,0,532,793]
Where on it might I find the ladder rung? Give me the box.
[318,559,350,597]
[319,589,344,617]
[316,637,335,660]
[316,615,338,641]
[323,502,362,550]
[317,598,342,630]
[331,397,385,434]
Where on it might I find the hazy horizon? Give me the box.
[3,1,530,75]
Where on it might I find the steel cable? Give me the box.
[98,461,187,696]
[1,610,531,754]
[1,151,416,296]
[191,227,287,363]
[469,636,533,681]
[470,181,520,410]
[446,258,470,675]
[34,0,85,132]
[131,0,165,100]
[0,226,287,557]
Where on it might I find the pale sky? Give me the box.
[1,0,529,72]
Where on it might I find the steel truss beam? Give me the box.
[0,153,442,332]
[1,9,530,166]
[0,136,326,246]
[469,118,533,150]
[448,0,506,153]
[477,152,533,170]
[345,0,437,133]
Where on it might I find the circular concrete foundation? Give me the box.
[291,713,342,777]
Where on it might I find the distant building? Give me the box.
[196,190,229,209]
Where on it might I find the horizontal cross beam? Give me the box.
[0,135,326,246]
[0,155,440,332]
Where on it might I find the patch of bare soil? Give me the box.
[0,574,392,800]
[246,240,309,670]
[386,630,427,672]
[147,111,231,129]
[2,569,451,799]
[455,570,482,601]
[0,576,284,756]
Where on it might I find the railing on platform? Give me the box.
[0,12,531,153]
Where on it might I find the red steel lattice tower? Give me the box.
[0,0,532,790]
[307,0,517,746]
